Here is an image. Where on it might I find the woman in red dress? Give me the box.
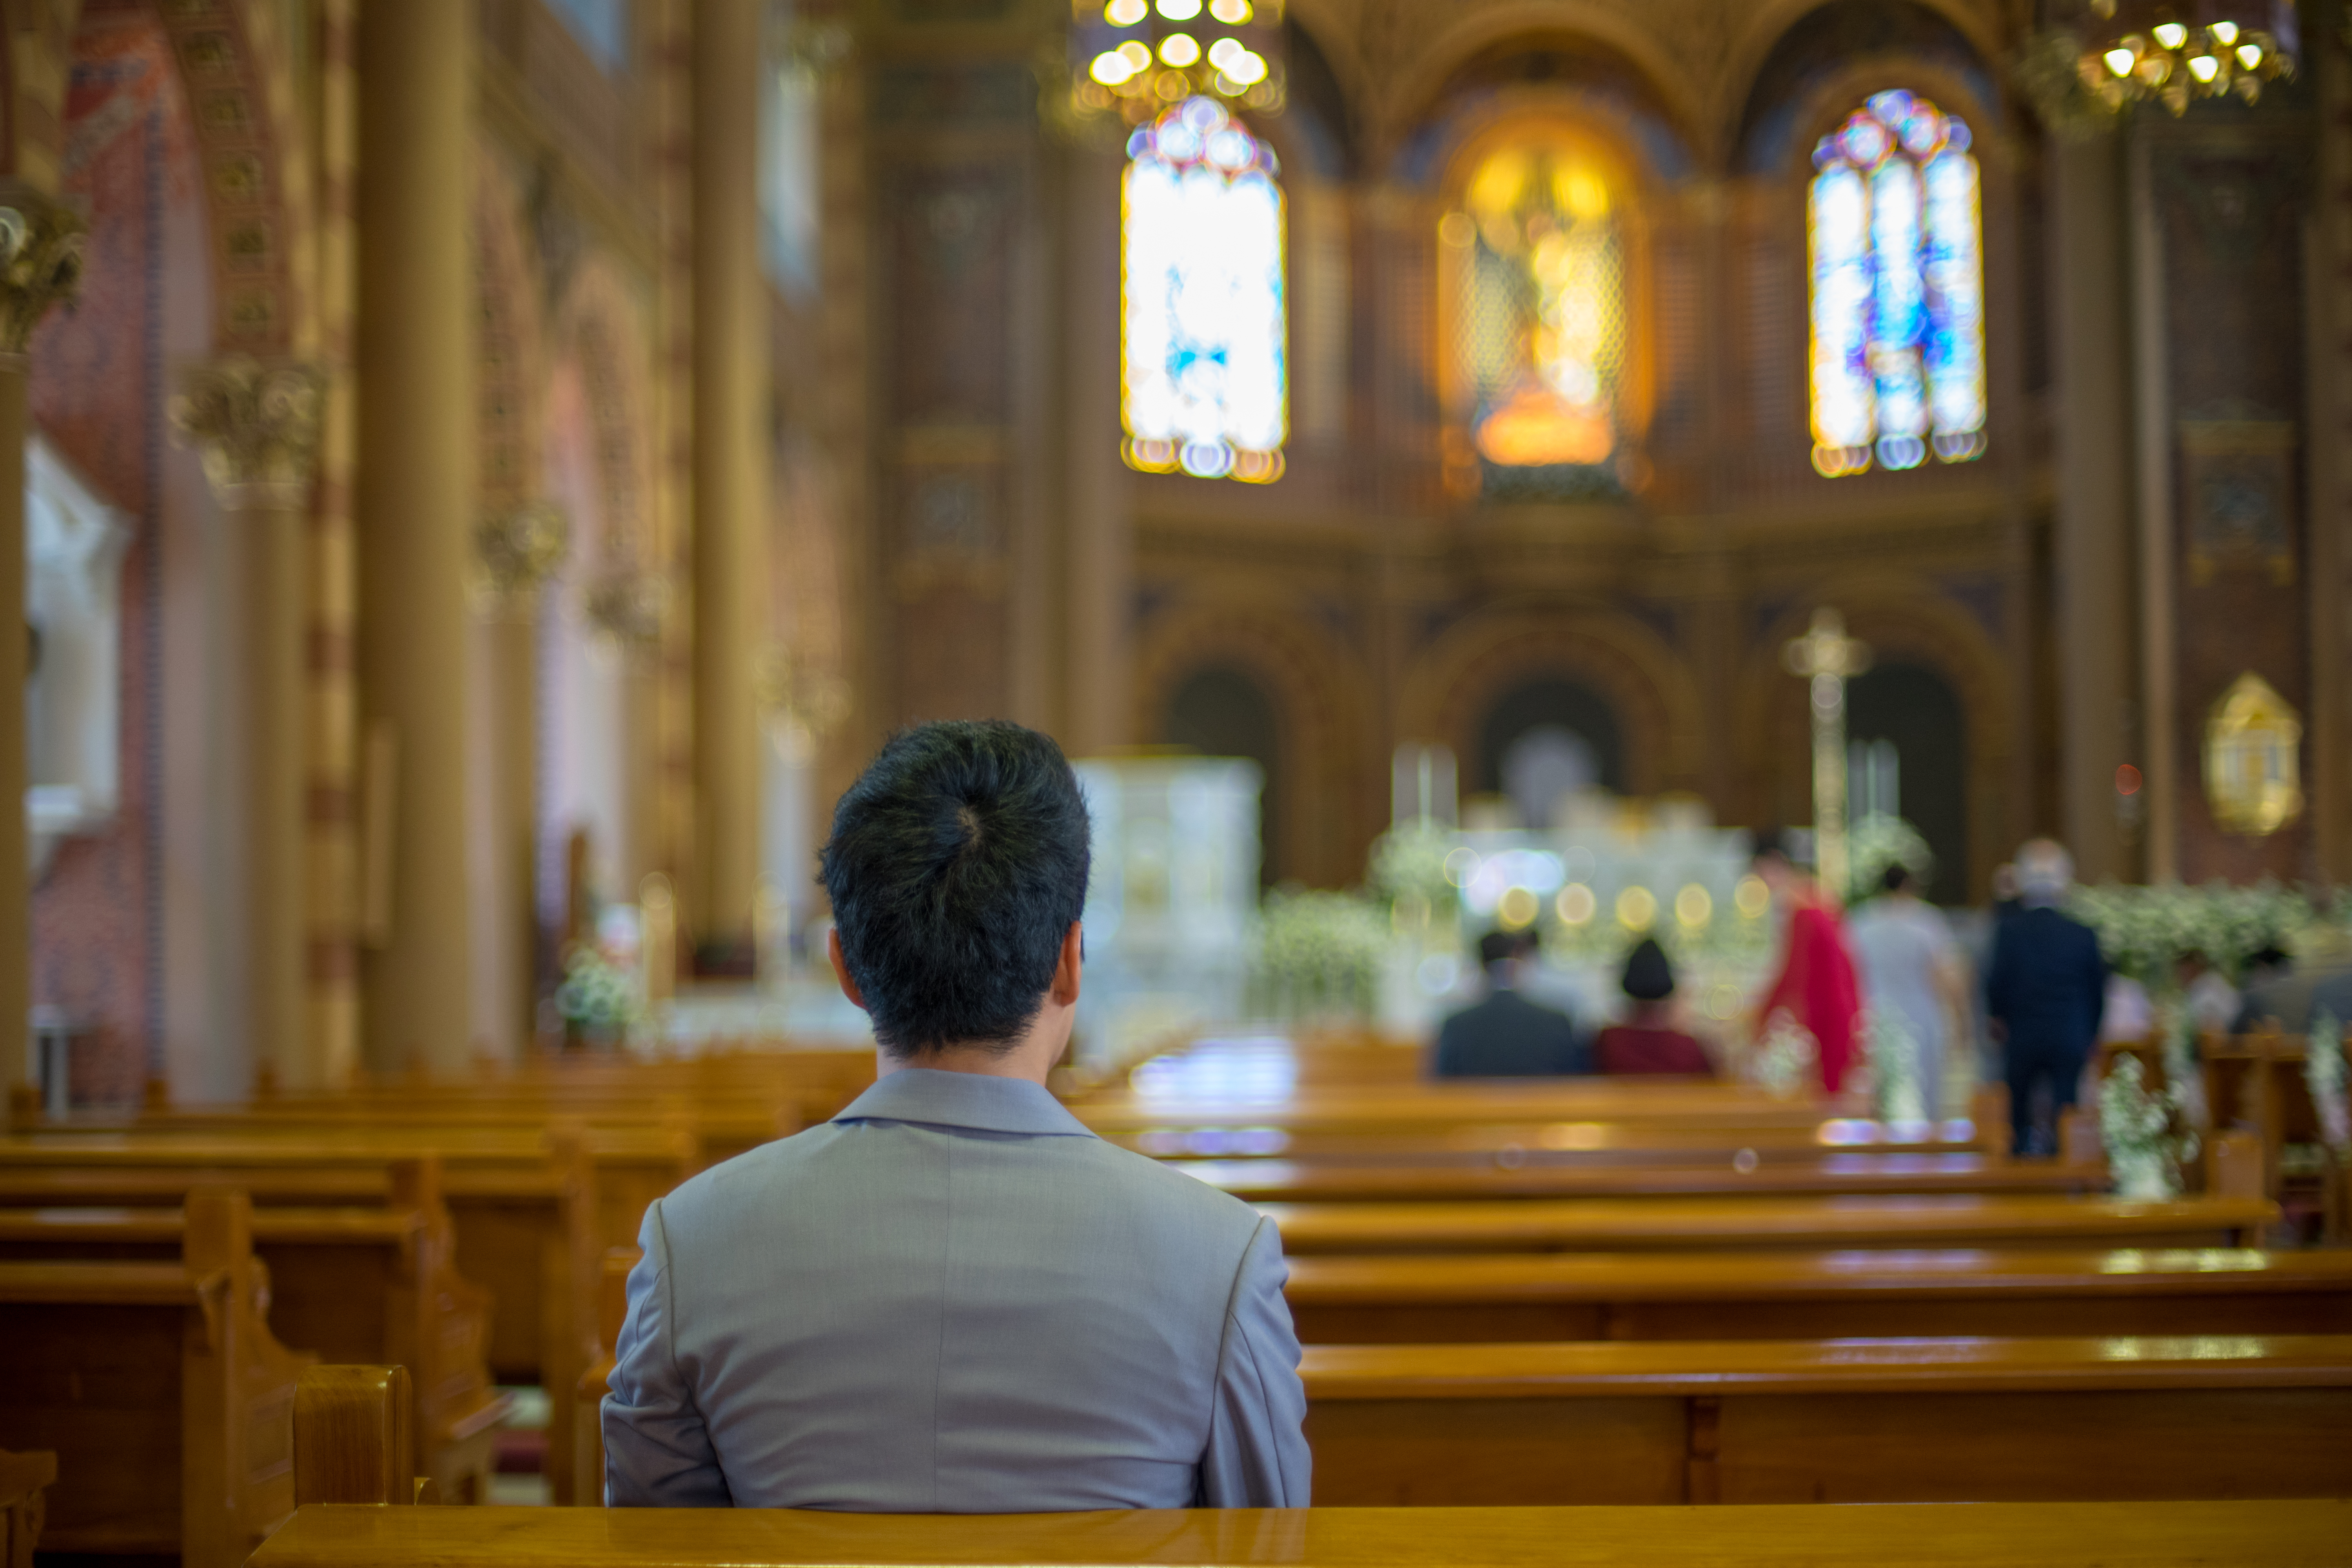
[1751,832,1864,1095]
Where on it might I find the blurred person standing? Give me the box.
[1751,832,1864,1096]
[1984,840,2106,1156]
[1846,863,1967,1118]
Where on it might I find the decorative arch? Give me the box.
[154,0,316,354]
[1400,605,1705,799]
[1730,0,2006,176]
[1737,575,2016,897]
[473,159,546,514]
[1133,599,1371,888]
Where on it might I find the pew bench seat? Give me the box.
[1264,1193,2279,1254]
[1285,1246,2352,1342]
[1303,1334,2352,1505]
[1187,1154,2103,1203]
[244,1500,2352,1568]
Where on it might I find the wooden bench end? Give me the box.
[294,1365,417,1506]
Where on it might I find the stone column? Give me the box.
[355,0,475,1072]
[690,0,768,949]
[170,359,326,1090]
[2049,133,2138,884]
[1063,141,1128,753]
[0,186,81,1099]
[473,502,566,1054]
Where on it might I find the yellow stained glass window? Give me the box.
[1441,129,1635,500]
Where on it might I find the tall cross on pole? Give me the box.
[1782,606,1871,902]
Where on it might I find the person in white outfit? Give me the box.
[1845,862,1967,1118]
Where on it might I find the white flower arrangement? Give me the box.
[1864,1008,1927,1123]
[1751,1010,1818,1099]
[1251,889,1392,1022]
[2100,1053,2200,1200]
[2068,880,2314,986]
[1365,822,1457,913]
[2158,1002,2209,1131]
[1846,815,1934,906]
[555,945,641,1036]
[2309,1008,2350,1155]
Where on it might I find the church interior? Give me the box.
[0,0,2350,1555]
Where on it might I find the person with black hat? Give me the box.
[1593,938,1715,1077]
[1431,929,1587,1079]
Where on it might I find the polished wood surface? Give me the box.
[1112,1118,1985,1162]
[1184,1154,2102,1201]
[295,1366,417,1506]
[1285,1246,2352,1342]
[0,1448,55,1568]
[0,1188,308,1568]
[1303,1336,2352,1505]
[246,1500,2352,1567]
[1265,1192,2279,1253]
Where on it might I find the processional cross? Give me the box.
[1781,607,1871,901]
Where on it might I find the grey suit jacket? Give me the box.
[601,1067,1311,1511]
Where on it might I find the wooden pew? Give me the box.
[1303,1335,2352,1504]
[573,1245,640,1506]
[0,1160,505,1500]
[294,1366,432,1505]
[1266,1192,2281,1254]
[1111,1115,1990,1163]
[0,1140,597,1503]
[0,1450,54,1568]
[1286,1246,2352,1343]
[243,1498,2352,1567]
[1078,1085,1861,1138]
[0,1187,309,1568]
[1180,1152,2104,1203]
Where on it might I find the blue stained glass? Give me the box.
[1806,91,1985,477]
[1121,98,1287,483]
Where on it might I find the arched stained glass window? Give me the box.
[1122,97,1286,484]
[1808,89,1985,477]
[1440,130,1635,500]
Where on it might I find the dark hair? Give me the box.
[1882,863,1914,895]
[1752,827,1793,866]
[1478,930,1519,970]
[820,720,1091,1056]
[1621,937,1675,1002]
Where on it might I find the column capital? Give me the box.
[585,568,672,656]
[473,500,569,609]
[169,356,327,510]
[0,183,85,361]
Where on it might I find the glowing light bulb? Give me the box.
[2105,46,2136,75]
[1105,0,1148,22]
[1207,36,1245,69]
[1090,49,1136,84]
[1209,0,1252,19]
[1158,32,1200,65]
[1155,0,1202,17]
[2238,42,2263,67]
[1223,46,1266,84]
[2153,20,2188,49]
[2187,53,2220,81]
[1116,39,1152,69]
[2209,20,2238,44]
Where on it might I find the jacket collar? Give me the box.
[831,1066,1097,1138]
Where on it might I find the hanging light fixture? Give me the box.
[2070,0,2295,114]
[1067,0,1285,125]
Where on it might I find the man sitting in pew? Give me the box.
[602,720,1309,1510]
[1433,931,1588,1079]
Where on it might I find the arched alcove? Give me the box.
[1163,664,1284,886]
[1848,659,1967,902]
[1475,675,1626,828]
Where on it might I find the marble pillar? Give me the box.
[0,185,82,1096]
[170,359,326,1090]
[690,0,767,947]
[356,0,475,1072]
[2049,133,2137,884]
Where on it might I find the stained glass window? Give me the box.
[1808,89,1985,477]
[1122,96,1286,483]
[1442,132,1632,500]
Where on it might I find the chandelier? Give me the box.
[1067,0,1285,125]
[2071,1,2295,113]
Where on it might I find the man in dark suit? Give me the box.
[1433,930,1586,1079]
[1984,839,2106,1156]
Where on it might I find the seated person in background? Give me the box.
[1433,929,1586,1078]
[1593,938,1715,1077]
[603,720,1310,1510]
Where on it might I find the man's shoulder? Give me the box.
[651,1108,1267,1250]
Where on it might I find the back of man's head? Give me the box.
[1478,930,1519,973]
[2014,838,2073,908]
[820,720,1091,1057]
